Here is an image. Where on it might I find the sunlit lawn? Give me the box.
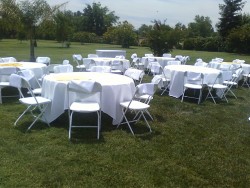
[0,39,250,187]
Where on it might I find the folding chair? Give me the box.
[0,67,20,103]
[117,83,156,135]
[223,68,243,99]
[124,68,145,85]
[53,64,74,73]
[9,74,51,131]
[17,69,42,95]
[181,71,204,104]
[72,54,85,71]
[205,72,228,104]
[68,80,102,139]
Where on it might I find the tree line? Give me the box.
[0,0,250,60]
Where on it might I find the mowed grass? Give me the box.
[0,39,250,187]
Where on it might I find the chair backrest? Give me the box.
[0,67,19,76]
[115,55,125,59]
[124,68,145,84]
[133,83,158,104]
[62,60,70,65]
[163,53,171,57]
[17,69,41,88]
[53,64,73,73]
[36,57,50,65]
[145,54,154,57]
[84,59,96,69]
[1,57,17,62]
[184,71,204,85]
[88,54,98,58]
[194,61,208,67]
[90,66,111,73]
[72,54,83,66]
[167,60,181,65]
[68,80,102,104]
[111,60,123,72]
[131,53,137,59]
[9,74,36,99]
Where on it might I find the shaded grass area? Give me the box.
[0,39,250,187]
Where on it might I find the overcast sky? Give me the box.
[50,0,250,29]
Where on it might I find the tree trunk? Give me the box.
[29,26,36,62]
[29,39,36,62]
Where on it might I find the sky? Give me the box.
[50,0,250,29]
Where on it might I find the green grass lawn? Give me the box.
[0,39,250,187]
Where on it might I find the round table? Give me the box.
[42,72,136,124]
[164,65,221,98]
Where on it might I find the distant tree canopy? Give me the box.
[1,0,250,53]
[82,2,119,36]
[217,0,246,40]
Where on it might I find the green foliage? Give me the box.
[187,15,214,38]
[72,31,99,44]
[83,2,119,36]
[225,24,250,53]
[146,20,177,56]
[183,37,221,52]
[54,10,74,44]
[103,21,137,48]
[1,40,250,187]
[217,0,246,40]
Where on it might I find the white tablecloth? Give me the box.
[164,65,221,98]
[41,72,136,124]
[0,62,46,88]
[86,57,130,71]
[141,57,176,68]
[96,50,126,58]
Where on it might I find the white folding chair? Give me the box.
[167,60,181,65]
[17,69,42,95]
[9,74,51,131]
[62,59,70,65]
[117,83,156,135]
[124,68,145,85]
[68,80,102,140]
[36,56,50,65]
[90,66,111,73]
[87,54,98,58]
[72,54,85,71]
[181,71,204,104]
[223,68,243,99]
[84,59,96,72]
[53,64,73,73]
[110,60,123,74]
[134,83,158,121]
[205,72,228,104]
[1,57,17,62]
[0,67,20,103]
[163,53,171,57]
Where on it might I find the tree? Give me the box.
[217,0,246,40]
[54,10,74,46]
[82,2,119,36]
[146,20,177,56]
[103,21,137,48]
[187,15,214,38]
[0,0,65,61]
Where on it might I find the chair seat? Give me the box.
[19,96,51,105]
[70,102,100,112]
[76,65,86,69]
[120,100,149,110]
[223,81,237,86]
[184,83,203,89]
[137,94,153,101]
[207,84,228,89]
[32,88,42,95]
[0,82,10,87]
